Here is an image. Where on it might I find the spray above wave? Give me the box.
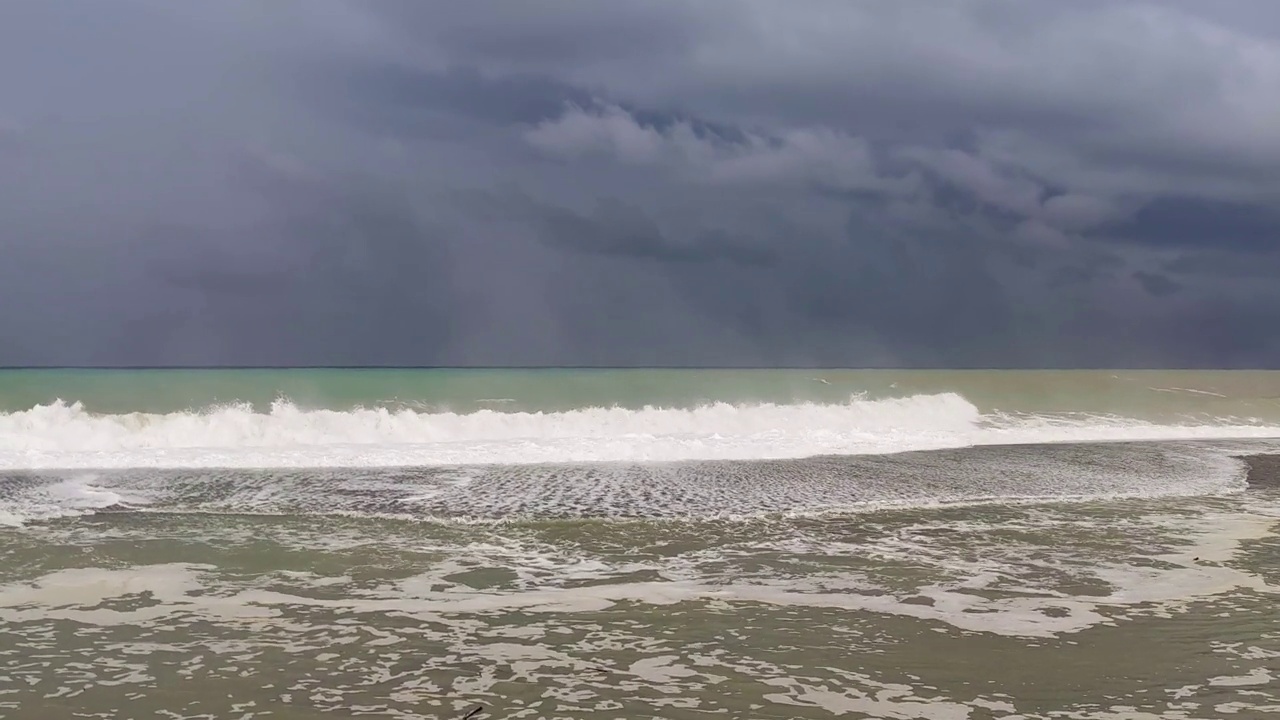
[1,393,1279,470]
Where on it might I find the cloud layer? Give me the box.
[4,0,1280,366]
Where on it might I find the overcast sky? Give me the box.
[3,0,1280,367]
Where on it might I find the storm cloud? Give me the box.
[4,0,1280,367]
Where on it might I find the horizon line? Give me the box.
[2,365,1279,372]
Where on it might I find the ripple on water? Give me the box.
[0,493,1277,718]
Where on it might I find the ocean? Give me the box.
[1,368,1278,719]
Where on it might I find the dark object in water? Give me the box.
[462,706,484,720]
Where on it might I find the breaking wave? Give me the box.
[2,393,1280,470]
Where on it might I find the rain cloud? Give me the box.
[4,0,1280,367]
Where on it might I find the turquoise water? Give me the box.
[6,367,1280,417]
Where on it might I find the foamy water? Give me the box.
[3,392,1280,470]
[5,370,1280,719]
[2,497,1277,719]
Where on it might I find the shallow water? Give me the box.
[2,487,1277,719]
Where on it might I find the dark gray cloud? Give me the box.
[467,190,779,268]
[1133,271,1184,297]
[2,0,1280,367]
[1114,198,1280,252]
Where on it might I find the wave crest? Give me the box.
[1,392,1278,470]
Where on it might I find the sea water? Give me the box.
[1,369,1278,718]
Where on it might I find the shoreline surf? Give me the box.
[4,392,1280,471]
[2,439,1270,528]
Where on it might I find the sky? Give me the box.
[3,0,1280,368]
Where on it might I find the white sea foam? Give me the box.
[2,393,1279,470]
[1149,386,1230,398]
[0,508,1273,639]
[0,476,135,528]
